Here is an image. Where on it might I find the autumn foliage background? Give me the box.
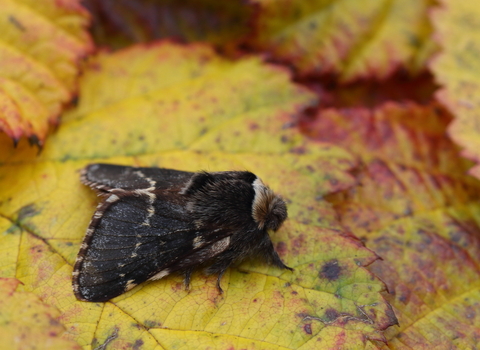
[1,1,480,349]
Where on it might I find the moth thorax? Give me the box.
[252,178,287,231]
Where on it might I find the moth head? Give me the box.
[252,178,288,231]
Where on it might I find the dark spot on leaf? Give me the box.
[132,339,144,350]
[291,291,298,295]
[144,320,161,328]
[290,146,306,154]
[17,204,40,221]
[275,241,287,255]
[407,33,421,47]
[49,319,60,327]
[280,135,289,143]
[65,242,73,246]
[324,308,340,322]
[303,323,312,334]
[9,15,26,31]
[71,95,79,106]
[464,306,476,319]
[292,234,305,248]
[249,123,259,130]
[282,121,295,129]
[31,245,43,254]
[172,282,184,292]
[60,155,72,162]
[319,259,342,281]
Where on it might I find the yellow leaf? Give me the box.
[304,102,480,349]
[0,42,396,349]
[0,277,82,350]
[0,0,92,145]
[250,0,437,81]
[0,218,21,277]
[430,0,480,180]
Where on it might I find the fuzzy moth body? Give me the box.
[73,163,291,302]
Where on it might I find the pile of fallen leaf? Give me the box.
[0,1,479,349]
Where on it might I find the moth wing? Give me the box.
[73,192,233,302]
[81,163,194,193]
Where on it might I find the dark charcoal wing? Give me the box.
[81,163,194,192]
[73,191,232,302]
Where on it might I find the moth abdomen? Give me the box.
[73,164,291,302]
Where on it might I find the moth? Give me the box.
[73,163,292,302]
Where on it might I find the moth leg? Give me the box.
[183,269,193,291]
[270,250,294,271]
[206,258,234,294]
[215,269,227,294]
[263,238,294,271]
